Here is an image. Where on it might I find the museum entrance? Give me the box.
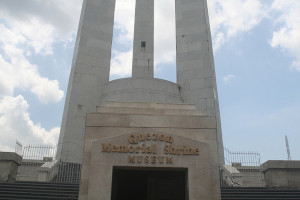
[111,167,187,200]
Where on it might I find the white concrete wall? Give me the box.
[175,0,224,164]
[58,0,116,163]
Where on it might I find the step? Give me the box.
[96,106,205,116]
[105,101,198,110]
[0,182,79,200]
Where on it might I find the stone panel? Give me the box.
[86,113,216,129]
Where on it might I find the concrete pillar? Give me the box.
[57,0,116,163]
[132,0,154,78]
[175,0,224,164]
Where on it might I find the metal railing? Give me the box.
[16,144,81,184]
[223,147,261,167]
[220,147,264,187]
[15,140,22,156]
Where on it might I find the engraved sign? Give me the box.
[101,133,200,164]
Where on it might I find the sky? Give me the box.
[0,0,299,163]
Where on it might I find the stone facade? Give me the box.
[79,102,221,200]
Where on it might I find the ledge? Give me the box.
[261,160,300,172]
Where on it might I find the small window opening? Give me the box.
[141,41,146,48]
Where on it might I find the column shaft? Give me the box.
[175,0,224,164]
[57,0,116,163]
[132,0,154,78]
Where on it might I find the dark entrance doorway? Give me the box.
[111,168,187,200]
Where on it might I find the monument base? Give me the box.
[262,160,300,189]
[0,152,22,182]
[79,102,221,200]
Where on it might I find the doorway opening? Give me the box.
[111,167,188,200]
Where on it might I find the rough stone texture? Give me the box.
[0,152,22,182]
[132,0,154,78]
[79,102,221,200]
[57,0,116,163]
[261,160,300,189]
[175,0,224,164]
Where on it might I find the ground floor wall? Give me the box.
[79,102,221,200]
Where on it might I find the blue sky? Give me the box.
[0,0,299,163]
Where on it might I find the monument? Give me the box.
[57,0,223,199]
[58,0,223,166]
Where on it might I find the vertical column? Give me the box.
[57,0,116,163]
[132,0,154,78]
[175,0,224,164]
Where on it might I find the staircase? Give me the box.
[221,187,300,200]
[0,182,79,200]
[1,182,300,200]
